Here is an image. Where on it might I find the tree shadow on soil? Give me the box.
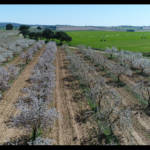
[60,65,68,70]
[105,80,126,87]
[74,109,91,124]
[144,108,150,117]
[105,80,116,87]
[62,62,69,66]
[2,134,30,145]
[80,127,123,145]
[131,68,149,77]
[74,51,81,55]
[138,72,149,78]
[62,76,74,82]
[131,104,150,117]
[72,93,84,103]
[116,81,126,87]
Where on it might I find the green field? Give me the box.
[66,30,150,52]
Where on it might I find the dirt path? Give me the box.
[44,47,94,145]
[0,45,46,144]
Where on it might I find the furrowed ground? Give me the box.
[44,47,99,145]
[2,43,150,145]
[0,44,98,145]
[0,45,46,144]
[68,46,150,145]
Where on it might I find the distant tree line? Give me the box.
[4,23,56,30]
[19,25,72,44]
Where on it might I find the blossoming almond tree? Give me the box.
[7,98,60,143]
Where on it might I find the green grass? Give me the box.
[30,128,43,139]
[65,30,150,52]
[0,28,6,30]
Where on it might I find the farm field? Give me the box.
[41,44,150,145]
[57,45,150,145]
[0,41,94,145]
[2,30,150,145]
[0,44,46,144]
[66,30,150,53]
[43,47,94,145]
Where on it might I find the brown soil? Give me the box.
[2,44,150,145]
[71,48,150,145]
[43,47,96,145]
[0,45,46,145]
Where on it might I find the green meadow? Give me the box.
[66,30,150,53]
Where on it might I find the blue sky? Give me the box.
[1,4,150,26]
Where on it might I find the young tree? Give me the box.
[8,97,60,142]
[20,50,33,64]
[105,46,118,59]
[0,55,5,65]
[13,46,23,57]
[133,58,150,75]
[21,83,54,104]
[6,64,19,81]
[107,62,132,82]
[85,83,119,109]
[95,105,133,145]
[3,51,13,62]
[132,79,150,110]
[0,66,11,91]
[20,43,29,50]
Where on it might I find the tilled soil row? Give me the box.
[45,47,95,145]
[71,48,150,145]
[0,45,46,145]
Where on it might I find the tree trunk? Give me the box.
[32,127,37,142]
[141,68,144,75]
[98,95,102,108]
[110,54,112,59]
[102,66,105,70]
[98,100,101,108]
[117,75,120,82]
[130,64,133,70]
[109,116,119,136]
